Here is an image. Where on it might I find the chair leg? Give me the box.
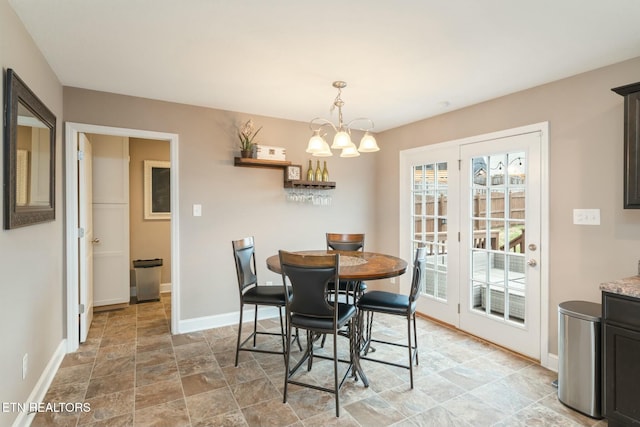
[307,330,314,371]
[294,328,303,351]
[333,331,340,417]
[283,318,292,403]
[363,311,374,355]
[278,306,286,364]
[407,313,414,389]
[235,303,244,367]
[252,305,259,347]
[349,317,358,382]
[412,312,419,366]
[283,311,302,352]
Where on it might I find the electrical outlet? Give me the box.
[22,353,28,380]
[573,209,600,225]
[265,281,273,286]
[390,277,396,284]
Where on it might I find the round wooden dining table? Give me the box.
[266,250,408,387]
[266,250,408,280]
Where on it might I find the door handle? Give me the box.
[91,238,100,244]
[527,259,537,267]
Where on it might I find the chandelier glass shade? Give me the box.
[306,81,379,158]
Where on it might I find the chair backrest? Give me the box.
[232,236,257,293]
[279,250,340,321]
[409,246,427,303]
[326,233,365,252]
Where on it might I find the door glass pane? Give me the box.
[506,220,525,253]
[412,162,448,301]
[490,189,506,219]
[425,164,435,185]
[412,193,423,214]
[473,157,488,185]
[471,250,488,282]
[508,188,525,221]
[489,154,506,186]
[507,254,526,322]
[473,188,487,220]
[413,165,424,191]
[439,195,448,217]
[469,152,526,325]
[507,152,526,185]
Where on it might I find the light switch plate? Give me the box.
[573,208,600,225]
[193,204,202,217]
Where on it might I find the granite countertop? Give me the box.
[600,275,640,299]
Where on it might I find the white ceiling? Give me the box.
[8,0,640,131]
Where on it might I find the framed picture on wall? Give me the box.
[144,160,170,220]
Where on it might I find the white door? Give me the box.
[78,133,94,342]
[400,126,545,360]
[91,135,130,307]
[459,131,541,359]
[401,145,460,326]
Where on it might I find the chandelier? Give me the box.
[306,81,379,158]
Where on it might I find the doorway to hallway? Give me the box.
[65,122,180,353]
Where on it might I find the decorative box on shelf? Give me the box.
[256,145,286,161]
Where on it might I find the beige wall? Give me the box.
[63,56,640,358]
[63,88,378,321]
[129,137,172,284]
[0,0,64,425]
[376,56,640,355]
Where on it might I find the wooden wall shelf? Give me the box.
[234,157,291,169]
[284,180,336,189]
[234,157,336,190]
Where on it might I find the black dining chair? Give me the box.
[279,250,357,417]
[326,233,367,305]
[357,246,426,388]
[232,236,288,366]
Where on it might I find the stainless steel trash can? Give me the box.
[133,258,163,302]
[558,300,602,419]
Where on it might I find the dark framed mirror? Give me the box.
[3,68,56,229]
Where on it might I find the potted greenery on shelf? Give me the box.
[238,119,262,158]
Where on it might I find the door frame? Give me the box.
[399,122,550,368]
[65,122,180,353]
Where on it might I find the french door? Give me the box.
[459,131,541,359]
[404,146,460,326]
[400,125,546,360]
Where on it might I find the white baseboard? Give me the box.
[94,297,129,307]
[177,307,280,334]
[544,353,558,372]
[14,339,67,427]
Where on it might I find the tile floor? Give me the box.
[31,293,608,427]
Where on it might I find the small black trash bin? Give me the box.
[557,300,602,419]
[133,258,163,302]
